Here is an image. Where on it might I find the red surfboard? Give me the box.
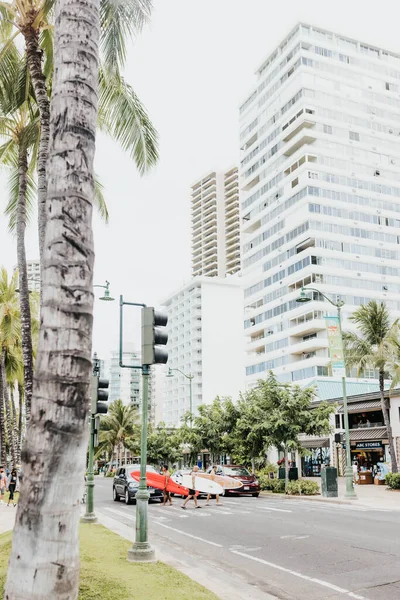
[130,470,196,496]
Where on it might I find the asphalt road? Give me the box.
[94,477,400,600]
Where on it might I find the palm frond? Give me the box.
[98,68,158,174]
[94,174,109,223]
[0,137,18,166]
[100,0,153,69]
[40,26,53,83]
[0,38,21,111]
[0,4,15,41]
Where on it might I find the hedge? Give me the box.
[385,473,400,489]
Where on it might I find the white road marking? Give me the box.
[258,506,292,513]
[230,550,366,600]
[155,522,223,547]
[280,535,310,540]
[105,507,135,520]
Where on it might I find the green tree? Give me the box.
[255,373,335,489]
[343,301,398,473]
[98,400,139,470]
[0,0,158,259]
[146,422,183,467]
[231,389,269,473]
[191,397,238,464]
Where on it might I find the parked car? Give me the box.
[113,465,163,505]
[208,465,260,497]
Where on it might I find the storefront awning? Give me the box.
[338,400,381,413]
[300,437,330,448]
[349,427,387,441]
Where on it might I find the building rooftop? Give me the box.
[303,378,392,402]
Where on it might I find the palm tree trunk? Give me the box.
[16,145,34,422]
[23,27,50,262]
[0,355,6,467]
[10,386,20,465]
[5,0,100,596]
[18,383,24,452]
[3,384,17,469]
[379,371,398,473]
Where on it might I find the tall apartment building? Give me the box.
[13,260,41,292]
[162,277,244,427]
[240,24,400,388]
[191,167,240,278]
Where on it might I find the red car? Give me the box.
[208,465,260,497]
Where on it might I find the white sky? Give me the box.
[1,0,399,357]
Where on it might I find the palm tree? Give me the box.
[343,301,398,473]
[98,399,139,470]
[0,268,21,467]
[5,0,101,594]
[0,0,158,259]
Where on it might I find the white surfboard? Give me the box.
[181,473,223,495]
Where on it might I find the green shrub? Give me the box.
[286,481,301,495]
[299,480,320,495]
[385,473,400,489]
[271,479,285,493]
[106,471,114,478]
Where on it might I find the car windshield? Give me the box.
[224,467,251,476]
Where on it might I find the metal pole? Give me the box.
[81,414,97,522]
[127,364,155,562]
[337,306,357,499]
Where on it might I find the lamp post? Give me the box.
[296,286,357,499]
[167,368,194,426]
[94,280,115,302]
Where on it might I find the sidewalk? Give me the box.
[0,504,16,534]
[262,477,400,510]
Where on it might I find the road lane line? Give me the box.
[155,522,223,547]
[229,550,366,600]
[258,506,292,513]
[105,507,135,520]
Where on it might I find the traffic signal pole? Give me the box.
[128,364,153,562]
[120,297,168,563]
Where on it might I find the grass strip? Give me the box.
[0,524,219,599]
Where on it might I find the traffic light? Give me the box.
[141,307,168,365]
[91,375,109,415]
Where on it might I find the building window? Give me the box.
[323,124,332,134]
[308,171,318,179]
[292,177,299,188]
[349,131,360,142]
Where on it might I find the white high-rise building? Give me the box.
[240,24,400,388]
[14,260,41,292]
[162,277,244,427]
[191,167,240,278]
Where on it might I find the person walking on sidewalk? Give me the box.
[6,469,18,507]
[181,466,201,510]
[161,465,173,506]
[0,467,6,505]
[205,465,223,507]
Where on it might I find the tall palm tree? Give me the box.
[0,0,158,259]
[98,399,139,470]
[0,268,21,467]
[343,301,398,473]
[5,0,101,594]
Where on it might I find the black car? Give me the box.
[113,465,163,505]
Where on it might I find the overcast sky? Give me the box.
[1,0,399,358]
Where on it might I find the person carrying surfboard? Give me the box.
[205,465,223,506]
[161,465,173,506]
[181,466,201,510]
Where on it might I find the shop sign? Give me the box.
[324,316,345,377]
[355,441,383,450]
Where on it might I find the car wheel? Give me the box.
[252,493,259,497]
[113,487,119,502]
[125,489,132,505]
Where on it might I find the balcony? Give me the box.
[282,117,316,143]
[289,337,328,356]
[289,312,326,336]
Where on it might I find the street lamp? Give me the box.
[94,280,115,302]
[167,368,194,426]
[296,286,357,499]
